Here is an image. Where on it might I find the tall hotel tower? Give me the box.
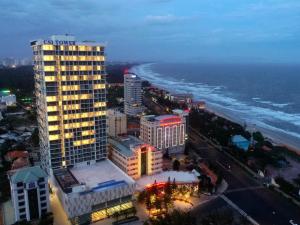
[124,72,144,116]
[31,36,135,224]
[31,35,107,175]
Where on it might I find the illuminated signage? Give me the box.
[43,40,76,45]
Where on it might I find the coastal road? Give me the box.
[143,95,300,225]
[190,130,300,225]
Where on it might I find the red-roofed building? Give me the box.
[5,151,29,162]
[11,157,30,170]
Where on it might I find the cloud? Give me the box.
[145,14,192,25]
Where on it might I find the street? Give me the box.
[190,130,300,225]
[143,96,300,225]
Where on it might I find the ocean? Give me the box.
[131,63,300,151]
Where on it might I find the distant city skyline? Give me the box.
[0,0,300,63]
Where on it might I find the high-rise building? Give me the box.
[107,109,127,137]
[8,166,49,222]
[31,36,135,225]
[124,72,144,116]
[31,35,107,175]
[108,135,162,179]
[140,112,186,155]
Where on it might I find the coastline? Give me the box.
[204,103,300,154]
[137,73,300,155]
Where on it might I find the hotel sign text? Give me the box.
[43,40,76,45]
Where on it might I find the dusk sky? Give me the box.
[1,0,300,63]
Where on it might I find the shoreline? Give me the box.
[130,63,300,154]
[139,77,300,155]
[204,104,300,154]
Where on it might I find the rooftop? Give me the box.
[107,109,126,117]
[108,135,145,158]
[232,135,249,143]
[136,171,199,191]
[56,160,135,194]
[9,166,47,184]
[31,35,105,47]
[71,160,134,187]
[143,114,182,123]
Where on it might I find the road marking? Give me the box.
[220,194,260,225]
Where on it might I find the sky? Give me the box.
[0,0,300,63]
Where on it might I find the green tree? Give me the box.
[38,212,54,225]
[138,190,147,203]
[200,208,234,225]
[147,210,195,225]
[253,131,264,145]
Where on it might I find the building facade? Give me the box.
[108,135,162,179]
[0,93,16,106]
[31,35,136,225]
[31,35,107,175]
[54,160,135,224]
[107,109,127,137]
[8,166,49,222]
[140,114,186,154]
[124,73,143,116]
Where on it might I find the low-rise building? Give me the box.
[8,166,49,222]
[5,150,29,162]
[231,135,250,151]
[140,113,186,154]
[108,135,162,180]
[11,157,30,170]
[1,93,16,106]
[166,93,193,105]
[107,109,127,137]
[53,160,136,224]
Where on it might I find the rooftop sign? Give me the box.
[43,40,76,45]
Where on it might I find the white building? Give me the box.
[53,160,135,224]
[107,109,127,137]
[1,94,16,106]
[108,135,162,180]
[124,73,144,116]
[140,113,186,155]
[8,166,50,222]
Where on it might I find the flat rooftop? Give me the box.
[136,171,199,191]
[55,160,135,193]
[108,135,144,158]
[70,160,135,189]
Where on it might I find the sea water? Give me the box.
[131,62,300,150]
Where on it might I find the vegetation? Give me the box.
[190,109,251,147]
[275,177,299,199]
[293,174,300,187]
[38,212,54,225]
[12,220,31,225]
[145,210,196,225]
[172,159,180,171]
[138,178,191,216]
[107,86,124,108]
[0,66,34,96]
[198,208,250,225]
